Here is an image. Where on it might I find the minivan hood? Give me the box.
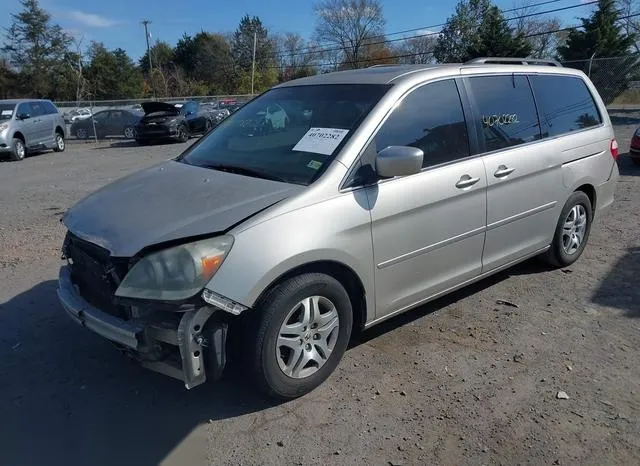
[63,161,303,257]
[140,102,180,115]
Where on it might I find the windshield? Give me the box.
[179,84,390,185]
[0,103,16,121]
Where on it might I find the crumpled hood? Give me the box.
[140,102,180,115]
[63,161,303,257]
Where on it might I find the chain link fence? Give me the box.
[560,56,640,108]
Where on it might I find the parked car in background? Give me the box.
[629,127,640,165]
[134,101,214,144]
[63,107,92,124]
[57,59,619,399]
[0,99,66,161]
[71,109,142,140]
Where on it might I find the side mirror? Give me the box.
[18,113,30,120]
[375,146,424,178]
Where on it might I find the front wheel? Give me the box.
[75,127,88,140]
[543,191,593,267]
[10,138,26,161]
[176,124,189,143]
[248,273,353,399]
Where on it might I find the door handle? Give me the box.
[455,175,481,189]
[494,165,516,178]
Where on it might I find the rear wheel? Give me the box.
[247,273,353,399]
[543,191,593,267]
[123,126,136,139]
[53,132,65,152]
[204,119,213,133]
[10,138,26,161]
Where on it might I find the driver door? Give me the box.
[364,79,487,318]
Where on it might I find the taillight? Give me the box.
[610,139,619,160]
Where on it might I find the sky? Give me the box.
[0,0,598,61]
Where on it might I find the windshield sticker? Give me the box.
[1,110,13,116]
[293,127,350,155]
[307,160,322,170]
[483,114,519,127]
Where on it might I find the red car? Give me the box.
[630,127,640,165]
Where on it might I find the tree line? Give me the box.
[0,0,637,101]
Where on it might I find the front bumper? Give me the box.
[57,266,228,388]
[134,124,179,140]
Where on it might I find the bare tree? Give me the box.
[313,0,385,69]
[397,34,437,64]
[617,0,640,52]
[276,32,318,79]
[511,0,563,58]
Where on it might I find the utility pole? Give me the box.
[251,31,257,95]
[142,20,153,72]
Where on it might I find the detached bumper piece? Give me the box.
[57,266,227,389]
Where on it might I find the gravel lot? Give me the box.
[1,117,639,466]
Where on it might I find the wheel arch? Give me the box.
[253,260,368,331]
[12,131,25,143]
[574,183,596,211]
[55,125,65,136]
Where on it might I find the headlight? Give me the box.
[0,122,9,132]
[635,128,640,137]
[115,235,233,301]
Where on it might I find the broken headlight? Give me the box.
[115,235,233,301]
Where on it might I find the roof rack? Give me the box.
[465,57,562,67]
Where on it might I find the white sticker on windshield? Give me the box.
[1,110,12,116]
[293,127,349,155]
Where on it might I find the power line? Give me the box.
[276,0,598,60]
[277,12,640,70]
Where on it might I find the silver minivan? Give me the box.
[0,99,67,161]
[58,59,619,399]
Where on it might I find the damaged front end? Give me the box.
[58,232,243,388]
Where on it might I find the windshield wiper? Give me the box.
[200,163,287,183]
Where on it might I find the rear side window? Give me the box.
[42,101,58,114]
[29,101,45,117]
[529,75,602,137]
[374,79,470,168]
[468,75,541,152]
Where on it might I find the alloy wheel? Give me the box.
[562,204,587,255]
[276,296,340,379]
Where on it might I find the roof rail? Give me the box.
[367,64,403,68]
[465,57,562,67]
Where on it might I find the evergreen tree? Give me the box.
[1,0,72,97]
[557,0,637,104]
[466,6,532,60]
[434,0,491,63]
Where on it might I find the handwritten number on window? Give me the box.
[482,114,520,127]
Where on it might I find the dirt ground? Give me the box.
[0,116,639,466]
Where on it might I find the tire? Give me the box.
[247,273,353,399]
[53,132,65,152]
[123,126,136,139]
[543,191,593,267]
[176,124,189,143]
[75,127,88,140]
[204,119,212,133]
[10,138,26,161]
